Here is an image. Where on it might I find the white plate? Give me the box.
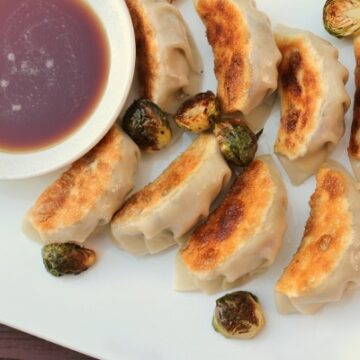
[0,1,359,359]
[0,0,135,180]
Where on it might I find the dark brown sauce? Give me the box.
[0,0,110,152]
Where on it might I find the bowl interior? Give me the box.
[0,0,135,180]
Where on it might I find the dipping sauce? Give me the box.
[0,0,110,152]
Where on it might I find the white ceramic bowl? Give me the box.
[0,0,135,180]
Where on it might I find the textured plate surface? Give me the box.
[0,0,359,359]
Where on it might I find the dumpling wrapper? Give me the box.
[175,155,288,294]
[111,134,231,256]
[276,161,360,315]
[274,25,350,185]
[24,126,140,244]
[126,0,202,113]
[348,36,360,181]
[195,0,281,131]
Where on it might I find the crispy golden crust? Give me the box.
[125,0,158,100]
[348,38,360,158]
[113,134,214,222]
[274,38,324,159]
[348,89,360,157]
[276,167,352,297]
[195,0,250,113]
[181,159,274,272]
[29,126,123,231]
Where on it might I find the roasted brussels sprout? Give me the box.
[213,118,259,166]
[42,243,96,277]
[175,91,220,133]
[122,99,172,152]
[213,291,265,339]
[323,0,360,38]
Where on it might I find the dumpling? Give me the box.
[23,126,140,244]
[111,134,231,256]
[276,161,360,315]
[175,155,288,294]
[274,25,350,185]
[195,0,281,122]
[348,36,360,181]
[125,0,202,113]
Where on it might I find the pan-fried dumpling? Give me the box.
[23,126,140,244]
[274,25,350,185]
[195,0,281,123]
[348,36,360,181]
[111,134,231,256]
[175,155,287,294]
[126,0,202,113]
[276,161,360,315]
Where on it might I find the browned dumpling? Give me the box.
[195,0,281,120]
[348,36,360,180]
[126,0,202,113]
[111,134,231,256]
[274,25,350,185]
[24,127,140,244]
[276,161,360,315]
[175,155,288,294]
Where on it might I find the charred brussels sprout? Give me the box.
[42,243,96,277]
[122,99,172,152]
[213,291,265,339]
[214,119,259,166]
[323,0,360,38]
[175,91,220,133]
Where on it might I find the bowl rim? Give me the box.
[0,0,136,180]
